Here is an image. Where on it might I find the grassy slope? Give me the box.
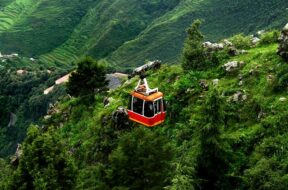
[39,0,180,66]
[108,0,288,69]
[0,0,96,56]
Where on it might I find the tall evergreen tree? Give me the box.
[196,89,229,190]
[67,57,109,97]
[182,20,206,71]
[106,128,174,190]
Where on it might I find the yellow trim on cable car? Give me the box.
[131,91,164,101]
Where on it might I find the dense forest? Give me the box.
[1,20,288,189]
[0,57,70,157]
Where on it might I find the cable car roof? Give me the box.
[131,91,163,101]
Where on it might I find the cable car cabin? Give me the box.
[127,78,166,127]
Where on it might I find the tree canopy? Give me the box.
[67,57,109,97]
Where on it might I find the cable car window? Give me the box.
[154,99,162,114]
[144,101,154,117]
[132,97,143,114]
[163,98,166,112]
[128,96,132,110]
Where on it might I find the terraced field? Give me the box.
[0,0,288,69]
[0,0,39,31]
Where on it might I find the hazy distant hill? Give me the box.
[0,0,287,69]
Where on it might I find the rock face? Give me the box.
[228,91,247,102]
[222,61,245,72]
[11,144,22,166]
[112,107,130,130]
[8,112,17,127]
[223,61,238,72]
[203,39,247,56]
[212,79,219,86]
[106,73,128,89]
[252,37,260,45]
[277,23,288,61]
[203,42,224,51]
[199,80,209,90]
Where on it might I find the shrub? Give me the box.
[229,34,253,49]
[259,30,280,45]
[272,64,288,92]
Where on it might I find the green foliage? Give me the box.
[182,20,207,71]
[181,20,228,72]
[66,57,108,97]
[271,64,288,92]
[0,64,68,157]
[9,126,76,190]
[228,34,253,49]
[259,30,280,45]
[196,90,229,189]
[106,128,174,190]
[0,159,12,189]
[1,16,288,190]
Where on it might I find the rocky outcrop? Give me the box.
[10,144,22,166]
[199,80,209,90]
[111,107,130,130]
[212,79,219,86]
[16,70,27,75]
[252,37,260,45]
[228,91,247,102]
[8,112,17,127]
[129,60,161,78]
[203,39,247,56]
[277,23,288,61]
[222,61,245,72]
[203,42,224,51]
[106,73,128,89]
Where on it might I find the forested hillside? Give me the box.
[1,22,288,189]
[2,1,288,189]
[0,0,287,69]
[0,58,70,157]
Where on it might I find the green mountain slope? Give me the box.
[109,0,288,68]
[0,0,288,68]
[0,57,70,157]
[1,31,288,189]
[39,0,180,66]
[0,0,96,56]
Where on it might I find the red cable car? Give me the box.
[128,78,166,127]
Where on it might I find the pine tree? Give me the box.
[196,89,229,190]
[182,20,206,71]
[106,128,174,189]
[67,57,109,97]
